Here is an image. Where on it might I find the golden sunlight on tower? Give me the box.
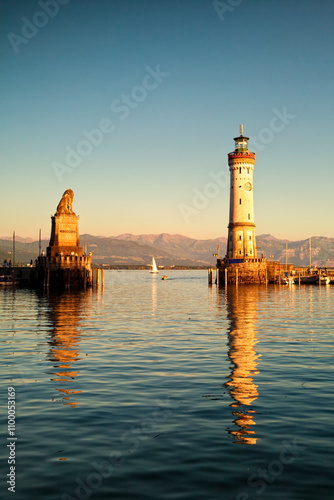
[227,125,257,260]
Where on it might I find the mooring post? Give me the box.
[96,268,100,286]
[225,268,227,285]
[101,269,104,287]
[265,267,268,285]
[216,268,219,287]
[298,273,300,285]
[236,268,238,285]
[208,268,212,285]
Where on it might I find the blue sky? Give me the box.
[1,0,333,241]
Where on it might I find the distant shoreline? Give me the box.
[95,266,210,271]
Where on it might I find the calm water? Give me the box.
[1,271,334,500]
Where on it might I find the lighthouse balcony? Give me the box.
[228,151,255,161]
[228,151,255,160]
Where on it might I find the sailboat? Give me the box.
[149,257,159,274]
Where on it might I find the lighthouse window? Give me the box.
[250,250,252,255]
[248,213,250,220]
[249,235,252,240]
[238,250,242,255]
[238,235,242,240]
[239,167,242,174]
[239,199,242,204]
[247,168,250,174]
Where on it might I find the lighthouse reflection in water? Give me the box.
[223,286,260,445]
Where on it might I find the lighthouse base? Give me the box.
[217,258,268,285]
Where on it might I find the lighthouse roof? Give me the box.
[233,134,249,141]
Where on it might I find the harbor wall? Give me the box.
[37,255,92,289]
[0,266,37,286]
[217,258,268,285]
[216,257,315,285]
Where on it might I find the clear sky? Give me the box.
[1,0,333,241]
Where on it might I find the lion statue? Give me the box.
[56,189,74,214]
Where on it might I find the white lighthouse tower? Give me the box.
[226,125,257,260]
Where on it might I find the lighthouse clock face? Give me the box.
[244,182,252,191]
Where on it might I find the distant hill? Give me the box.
[0,238,46,266]
[80,234,209,267]
[114,233,227,263]
[256,234,334,267]
[1,234,333,267]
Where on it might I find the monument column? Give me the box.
[47,189,83,258]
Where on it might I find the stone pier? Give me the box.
[217,258,292,285]
[217,258,268,285]
[37,189,92,290]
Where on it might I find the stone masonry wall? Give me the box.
[218,260,268,285]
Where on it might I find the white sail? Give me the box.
[150,257,159,274]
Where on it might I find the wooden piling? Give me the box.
[225,268,227,285]
[91,267,99,287]
[101,268,104,287]
[216,268,219,287]
[208,268,212,285]
[236,268,238,285]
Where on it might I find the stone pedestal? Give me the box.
[39,189,92,289]
[47,189,83,258]
[48,213,82,257]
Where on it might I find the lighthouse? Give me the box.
[226,125,257,260]
[217,126,279,284]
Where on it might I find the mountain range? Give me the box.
[1,233,333,267]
